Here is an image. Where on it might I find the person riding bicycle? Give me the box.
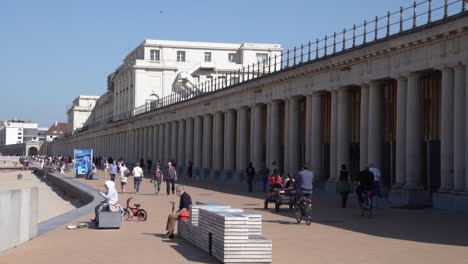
[295,163,314,203]
[355,167,374,207]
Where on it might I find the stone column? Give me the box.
[142,127,148,160]
[164,122,171,164]
[253,104,263,171]
[170,121,178,162]
[177,119,186,170]
[440,67,454,191]
[148,126,154,160]
[236,107,249,173]
[158,124,164,164]
[193,116,203,171]
[465,65,468,192]
[329,90,338,182]
[395,76,408,186]
[202,114,213,174]
[153,125,159,163]
[405,73,422,188]
[213,112,224,172]
[284,99,290,174]
[368,81,383,170]
[360,84,369,170]
[337,88,349,177]
[224,110,236,171]
[305,95,313,166]
[289,97,301,173]
[266,103,272,167]
[269,100,280,168]
[185,118,194,167]
[310,93,323,179]
[453,64,465,191]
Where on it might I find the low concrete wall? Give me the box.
[0,187,39,253]
[37,171,102,235]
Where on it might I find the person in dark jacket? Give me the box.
[245,162,256,192]
[164,185,192,239]
[337,164,351,208]
[355,167,374,206]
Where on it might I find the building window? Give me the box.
[204,52,212,62]
[228,53,237,63]
[177,51,186,62]
[256,53,268,63]
[18,137,21,139]
[150,49,160,61]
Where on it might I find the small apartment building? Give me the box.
[0,120,39,146]
[110,40,282,120]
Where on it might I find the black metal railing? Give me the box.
[110,0,466,123]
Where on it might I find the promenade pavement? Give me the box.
[1,170,468,264]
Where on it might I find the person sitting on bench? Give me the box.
[91,181,119,224]
[164,185,192,239]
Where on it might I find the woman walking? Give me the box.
[337,164,351,208]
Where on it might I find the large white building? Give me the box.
[67,95,100,133]
[110,40,282,120]
[0,120,39,146]
[67,40,282,133]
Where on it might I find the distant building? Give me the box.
[38,127,48,143]
[68,40,282,133]
[46,121,67,141]
[0,120,39,146]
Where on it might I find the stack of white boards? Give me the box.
[178,201,272,263]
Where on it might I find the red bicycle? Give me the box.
[123,197,148,221]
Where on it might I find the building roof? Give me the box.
[47,122,68,136]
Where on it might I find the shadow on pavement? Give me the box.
[181,178,468,247]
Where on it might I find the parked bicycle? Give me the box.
[123,197,148,221]
[295,196,313,225]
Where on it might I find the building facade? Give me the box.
[0,120,39,146]
[67,95,100,134]
[49,1,468,213]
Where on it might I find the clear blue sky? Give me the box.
[0,0,409,127]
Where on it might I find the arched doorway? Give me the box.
[28,147,38,156]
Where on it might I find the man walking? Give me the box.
[245,162,256,192]
[132,162,144,193]
[109,161,117,181]
[165,161,177,195]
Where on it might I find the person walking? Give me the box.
[118,163,128,193]
[165,161,177,195]
[337,164,351,208]
[187,160,193,179]
[152,164,162,195]
[245,162,256,192]
[109,161,117,181]
[147,158,153,173]
[132,162,144,193]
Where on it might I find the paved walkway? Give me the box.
[1,171,468,264]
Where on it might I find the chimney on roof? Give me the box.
[54,121,58,126]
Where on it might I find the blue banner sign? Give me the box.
[74,149,93,175]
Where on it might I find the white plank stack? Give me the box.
[178,201,272,263]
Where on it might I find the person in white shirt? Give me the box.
[369,163,382,198]
[118,163,129,193]
[132,162,144,193]
[91,181,119,224]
